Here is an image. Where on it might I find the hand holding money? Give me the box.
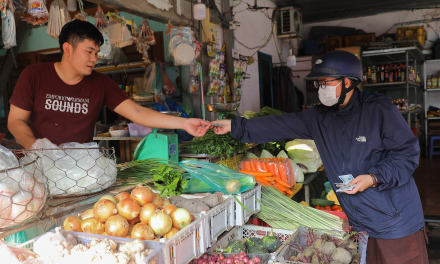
[337,174,376,194]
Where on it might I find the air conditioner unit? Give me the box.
[276,7,302,38]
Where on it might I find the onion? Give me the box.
[79,209,94,220]
[225,179,241,194]
[162,198,171,207]
[170,208,192,230]
[99,194,117,204]
[115,192,130,203]
[116,198,140,220]
[139,203,157,223]
[81,218,105,234]
[164,227,179,239]
[105,215,129,237]
[162,204,177,215]
[148,210,172,236]
[152,193,163,208]
[131,222,155,240]
[127,215,140,225]
[130,185,154,206]
[93,199,117,222]
[63,216,83,232]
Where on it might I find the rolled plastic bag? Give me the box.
[179,160,256,195]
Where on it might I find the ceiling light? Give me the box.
[286,48,296,67]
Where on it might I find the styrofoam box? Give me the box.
[204,196,235,247]
[20,229,164,264]
[275,226,368,264]
[163,215,208,264]
[208,224,297,263]
[235,183,262,226]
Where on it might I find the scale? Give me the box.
[133,111,180,162]
[205,102,240,119]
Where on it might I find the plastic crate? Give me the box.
[275,226,368,264]
[163,215,207,264]
[208,225,297,263]
[19,229,164,264]
[235,183,261,226]
[204,196,235,247]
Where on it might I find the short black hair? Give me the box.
[58,19,104,56]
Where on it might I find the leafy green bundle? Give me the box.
[181,130,247,158]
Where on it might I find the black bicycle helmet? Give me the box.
[305,50,362,81]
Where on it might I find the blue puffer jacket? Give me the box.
[232,89,424,239]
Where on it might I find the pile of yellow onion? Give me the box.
[63,184,193,240]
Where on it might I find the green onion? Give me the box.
[256,186,343,231]
[117,159,185,185]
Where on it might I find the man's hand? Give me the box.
[341,174,376,194]
[182,118,211,137]
[211,119,232,135]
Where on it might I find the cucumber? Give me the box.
[311,198,334,207]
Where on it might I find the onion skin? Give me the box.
[93,199,117,222]
[115,192,130,203]
[117,198,140,220]
[164,227,179,239]
[131,185,154,206]
[162,204,177,215]
[81,218,105,234]
[170,208,192,230]
[152,193,163,208]
[79,209,94,220]
[225,179,242,194]
[105,215,129,237]
[131,223,155,240]
[127,215,140,225]
[162,198,171,207]
[99,194,117,204]
[63,216,83,232]
[148,210,172,236]
[139,203,157,223]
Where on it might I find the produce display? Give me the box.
[64,184,194,240]
[181,130,247,158]
[30,227,158,263]
[0,147,48,229]
[190,252,264,264]
[256,186,343,231]
[284,226,366,264]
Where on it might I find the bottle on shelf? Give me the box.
[367,67,372,84]
[371,65,377,84]
[384,65,389,82]
[400,64,406,82]
[363,67,367,83]
[380,65,385,83]
[388,64,394,82]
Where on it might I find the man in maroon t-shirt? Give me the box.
[8,20,210,149]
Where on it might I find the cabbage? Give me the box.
[260,150,274,159]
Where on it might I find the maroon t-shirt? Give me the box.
[10,63,128,145]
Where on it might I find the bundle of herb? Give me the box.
[181,130,247,158]
[117,159,185,185]
[152,165,189,197]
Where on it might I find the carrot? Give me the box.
[271,162,281,179]
[253,160,264,172]
[273,177,291,188]
[277,163,289,183]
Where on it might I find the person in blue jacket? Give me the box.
[211,50,428,263]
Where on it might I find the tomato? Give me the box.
[315,206,321,209]
[332,205,343,212]
[324,206,332,211]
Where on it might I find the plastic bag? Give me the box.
[179,160,256,195]
[239,157,296,187]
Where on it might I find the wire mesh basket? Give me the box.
[0,150,48,231]
[28,147,117,197]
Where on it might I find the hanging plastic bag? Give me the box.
[161,64,176,96]
[1,8,16,49]
[153,61,165,103]
[179,160,256,194]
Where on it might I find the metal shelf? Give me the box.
[363,81,421,89]
[94,62,148,74]
[362,46,424,64]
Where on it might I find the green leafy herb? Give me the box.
[152,164,189,197]
[182,130,247,158]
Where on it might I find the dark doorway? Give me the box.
[258,52,273,108]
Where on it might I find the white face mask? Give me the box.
[318,81,342,106]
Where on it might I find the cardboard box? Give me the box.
[397,26,427,47]
[344,33,376,47]
[335,46,362,60]
[325,36,343,52]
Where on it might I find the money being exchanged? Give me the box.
[336,174,357,192]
